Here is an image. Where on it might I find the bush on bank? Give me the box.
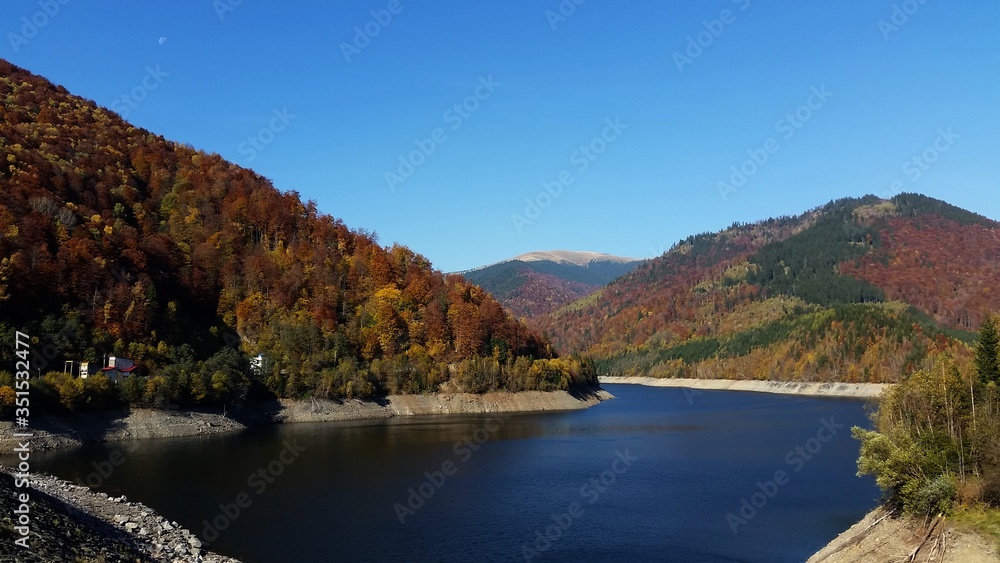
[854,313,1000,515]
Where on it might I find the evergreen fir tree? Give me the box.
[975,313,1000,384]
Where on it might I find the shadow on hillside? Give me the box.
[567,384,606,402]
[218,398,283,426]
[29,409,130,444]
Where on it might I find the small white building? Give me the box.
[67,360,91,378]
[100,356,138,384]
[250,354,265,376]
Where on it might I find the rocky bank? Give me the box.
[0,467,239,562]
[0,387,612,452]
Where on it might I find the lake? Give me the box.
[19,384,880,562]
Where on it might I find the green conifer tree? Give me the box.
[975,313,1000,384]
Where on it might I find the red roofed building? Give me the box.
[101,356,139,384]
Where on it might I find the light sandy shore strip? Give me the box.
[599,376,889,399]
[275,388,614,422]
[0,388,613,452]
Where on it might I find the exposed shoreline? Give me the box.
[0,466,240,562]
[599,376,889,399]
[806,506,997,562]
[0,387,612,452]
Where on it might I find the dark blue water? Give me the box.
[19,385,880,562]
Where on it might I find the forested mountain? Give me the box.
[534,195,1000,383]
[460,251,640,317]
[0,60,595,412]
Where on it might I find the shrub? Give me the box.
[78,375,119,410]
[0,386,14,417]
[907,474,957,515]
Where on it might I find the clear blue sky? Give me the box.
[4,1,999,272]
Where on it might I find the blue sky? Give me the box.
[4,1,999,272]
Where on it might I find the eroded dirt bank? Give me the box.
[807,506,998,563]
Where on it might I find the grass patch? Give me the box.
[951,504,1000,551]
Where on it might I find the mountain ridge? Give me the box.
[533,194,1000,383]
[458,251,642,318]
[455,249,638,273]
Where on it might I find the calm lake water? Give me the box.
[19,384,880,562]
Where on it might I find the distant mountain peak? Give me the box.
[459,251,642,317]
[511,250,639,267]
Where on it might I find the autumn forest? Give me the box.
[0,60,595,415]
[2,58,1000,422]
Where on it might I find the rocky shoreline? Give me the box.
[0,467,240,562]
[0,387,612,452]
[600,376,889,398]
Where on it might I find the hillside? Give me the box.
[0,59,596,413]
[534,195,1000,383]
[460,251,640,317]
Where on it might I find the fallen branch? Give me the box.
[861,511,892,535]
[906,514,942,562]
[810,508,893,562]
